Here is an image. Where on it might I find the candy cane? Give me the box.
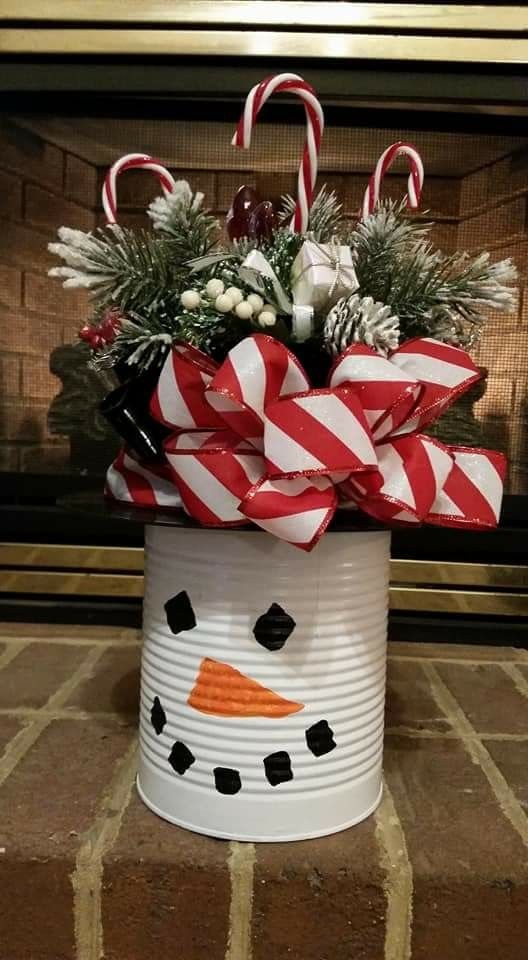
[102,153,177,224]
[232,73,324,234]
[361,141,424,220]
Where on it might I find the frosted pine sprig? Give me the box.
[48,223,186,320]
[443,252,517,312]
[349,200,518,346]
[48,226,115,289]
[147,181,218,259]
[279,185,345,242]
[147,179,204,231]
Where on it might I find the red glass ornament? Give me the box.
[79,324,94,344]
[78,308,122,351]
[226,184,259,240]
[100,308,122,344]
[248,201,277,241]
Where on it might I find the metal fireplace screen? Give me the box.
[1,111,527,493]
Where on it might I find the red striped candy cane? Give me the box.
[361,141,424,220]
[102,153,177,224]
[232,73,324,233]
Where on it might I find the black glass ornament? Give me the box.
[99,349,171,462]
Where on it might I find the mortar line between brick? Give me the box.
[225,842,256,960]
[0,635,141,647]
[72,739,138,960]
[0,640,30,672]
[500,662,528,700]
[375,781,413,960]
[0,646,105,789]
[388,655,527,667]
[0,706,134,722]
[423,662,528,849]
[385,726,528,742]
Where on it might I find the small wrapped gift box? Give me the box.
[291,240,358,313]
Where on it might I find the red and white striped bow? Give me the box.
[107,335,506,550]
[105,447,182,509]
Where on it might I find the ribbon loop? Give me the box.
[344,435,453,523]
[330,343,422,440]
[207,334,310,447]
[264,389,377,480]
[241,475,337,550]
[428,447,506,528]
[389,337,481,434]
[165,430,265,526]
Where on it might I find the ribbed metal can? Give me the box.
[138,525,391,841]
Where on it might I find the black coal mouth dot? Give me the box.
[152,697,336,796]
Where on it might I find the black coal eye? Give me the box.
[165,590,197,634]
[150,696,167,735]
[168,741,195,775]
[253,603,296,651]
[306,720,336,757]
[264,751,293,786]
[214,767,242,795]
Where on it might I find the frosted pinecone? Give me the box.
[323,293,400,358]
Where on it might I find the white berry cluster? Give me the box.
[180,279,277,328]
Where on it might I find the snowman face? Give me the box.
[146,588,337,797]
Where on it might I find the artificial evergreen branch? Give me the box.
[49,225,185,322]
[347,199,432,303]
[260,229,304,290]
[147,180,219,260]
[349,200,518,346]
[279,185,346,242]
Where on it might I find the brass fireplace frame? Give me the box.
[0,2,527,63]
[0,2,527,627]
[1,543,527,618]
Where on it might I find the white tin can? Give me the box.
[137,525,390,842]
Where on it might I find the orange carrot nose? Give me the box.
[188,658,304,719]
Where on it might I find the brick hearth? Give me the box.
[0,623,526,959]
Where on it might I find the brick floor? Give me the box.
[0,625,526,959]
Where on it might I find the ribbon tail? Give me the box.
[426,446,506,529]
[150,342,222,430]
[388,338,481,435]
[240,476,337,551]
[105,447,182,508]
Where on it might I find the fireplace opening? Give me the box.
[0,97,527,516]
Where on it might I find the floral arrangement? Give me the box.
[48,73,512,550]
[49,180,516,376]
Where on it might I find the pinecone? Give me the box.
[323,294,400,358]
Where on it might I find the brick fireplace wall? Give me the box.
[0,120,96,473]
[460,152,528,493]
